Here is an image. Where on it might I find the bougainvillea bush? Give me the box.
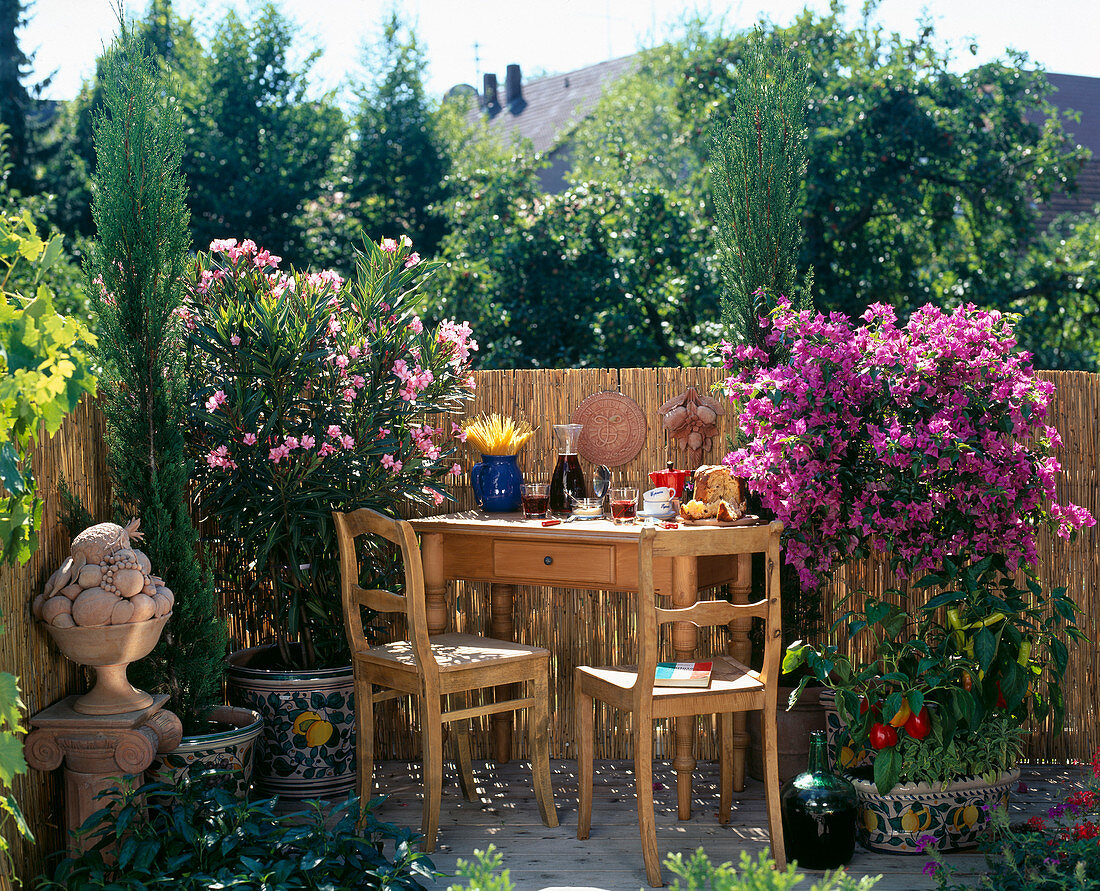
[722,300,1093,590]
[184,236,476,668]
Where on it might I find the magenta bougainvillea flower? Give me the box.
[722,299,1094,590]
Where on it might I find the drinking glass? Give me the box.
[521,482,551,519]
[610,487,638,520]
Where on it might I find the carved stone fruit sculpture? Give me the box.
[33,518,174,628]
[34,518,173,715]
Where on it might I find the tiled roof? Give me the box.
[1046,73,1100,155]
[467,55,637,155]
[1037,73,1100,223]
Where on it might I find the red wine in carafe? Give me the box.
[550,454,587,514]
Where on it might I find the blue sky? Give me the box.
[24,0,1100,102]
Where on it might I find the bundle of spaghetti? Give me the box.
[462,413,536,455]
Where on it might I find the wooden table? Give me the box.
[408,510,768,821]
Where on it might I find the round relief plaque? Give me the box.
[571,391,648,467]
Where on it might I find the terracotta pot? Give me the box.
[44,614,171,715]
[150,706,263,798]
[226,645,356,799]
[851,768,1020,853]
[748,685,827,783]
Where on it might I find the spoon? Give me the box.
[593,464,611,500]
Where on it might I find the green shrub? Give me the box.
[41,771,436,889]
[445,845,879,890]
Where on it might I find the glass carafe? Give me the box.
[549,424,588,514]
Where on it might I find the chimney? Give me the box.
[505,64,522,104]
[483,73,499,108]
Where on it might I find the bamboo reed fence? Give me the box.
[3,368,1098,880]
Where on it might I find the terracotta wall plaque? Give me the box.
[571,391,647,467]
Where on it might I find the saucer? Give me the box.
[639,505,676,520]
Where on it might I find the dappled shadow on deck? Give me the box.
[369,760,1087,890]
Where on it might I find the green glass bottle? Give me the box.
[779,730,858,868]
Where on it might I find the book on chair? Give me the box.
[654,661,712,687]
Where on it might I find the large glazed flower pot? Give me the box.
[150,706,263,798]
[44,615,171,715]
[748,685,827,783]
[851,768,1020,854]
[226,645,356,799]
[820,689,874,772]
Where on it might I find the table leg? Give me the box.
[490,582,516,762]
[422,533,447,636]
[728,553,753,791]
[671,554,698,821]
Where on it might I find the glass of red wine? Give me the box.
[610,487,638,522]
[521,482,551,519]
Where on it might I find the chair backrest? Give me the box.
[332,508,438,678]
[633,522,784,713]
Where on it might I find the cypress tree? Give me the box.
[710,34,812,359]
[86,25,225,732]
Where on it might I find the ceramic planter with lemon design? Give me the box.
[227,645,356,799]
[851,768,1020,853]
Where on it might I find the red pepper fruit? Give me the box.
[869,722,897,750]
[904,707,932,741]
[996,682,1007,709]
[961,671,973,692]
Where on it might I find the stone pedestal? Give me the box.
[24,694,183,853]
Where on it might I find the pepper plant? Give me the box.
[185,236,476,669]
[785,554,1080,794]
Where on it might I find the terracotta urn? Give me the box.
[45,614,171,715]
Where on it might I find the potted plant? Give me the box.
[725,299,1094,852]
[184,235,476,797]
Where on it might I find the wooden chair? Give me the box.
[575,523,786,887]
[333,508,558,852]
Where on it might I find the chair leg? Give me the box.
[761,702,786,869]
[718,712,733,825]
[529,671,559,827]
[576,686,594,840]
[419,694,444,853]
[634,721,663,888]
[355,670,375,828]
[455,717,477,802]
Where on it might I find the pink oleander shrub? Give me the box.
[722,299,1094,591]
[183,235,476,667]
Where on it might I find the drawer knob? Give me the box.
[544,555,553,566]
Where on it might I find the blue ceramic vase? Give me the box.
[471,453,522,512]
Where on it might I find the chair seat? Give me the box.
[359,632,549,672]
[576,654,765,716]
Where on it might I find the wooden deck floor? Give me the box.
[369,760,1087,891]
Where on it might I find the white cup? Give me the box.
[642,486,675,513]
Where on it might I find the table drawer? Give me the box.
[493,540,615,586]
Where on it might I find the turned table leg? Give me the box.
[671,554,699,820]
[422,533,447,636]
[728,553,753,791]
[489,582,516,762]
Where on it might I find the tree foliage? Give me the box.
[571,4,1097,366]
[710,32,812,356]
[429,131,718,368]
[86,25,226,731]
[0,0,52,194]
[349,12,450,256]
[181,4,343,268]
